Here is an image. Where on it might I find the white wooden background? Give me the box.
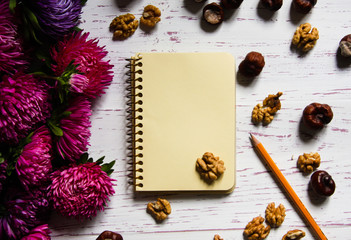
[49,0,351,239]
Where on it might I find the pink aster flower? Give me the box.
[0,0,28,74]
[51,31,113,98]
[0,73,52,145]
[21,224,51,240]
[69,73,89,94]
[16,125,53,191]
[48,162,115,220]
[55,96,91,162]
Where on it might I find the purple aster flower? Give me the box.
[0,188,49,239]
[0,73,52,145]
[51,31,114,98]
[69,73,89,94]
[28,0,83,39]
[0,160,7,193]
[21,224,51,240]
[16,125,53,191]
[48,162,115,220]
[55,96,91,162]
[0,0,28,74]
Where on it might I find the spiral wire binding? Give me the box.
[125,55,144,188]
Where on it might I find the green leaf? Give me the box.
[9,0,16,13]
[79,152,89,164]
[101,160,115,176]
[47,121,63,137]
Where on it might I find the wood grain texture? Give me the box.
[49,0,351,239]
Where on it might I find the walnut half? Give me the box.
[282,229,306,240]
[243,216,271,240]
[196,152,226,182]
[265,202,286,228]
[147,198,171,222]
[297,152,320,173]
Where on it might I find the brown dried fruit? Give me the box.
[203,3,224,25]
[96,230,123,240]
[292,23,319,52]
[297,152,320,173]
[140,5,161,28]
[196,152,226,182]
[147,198,171,222]
[265,202,286,228]
[292,0,317,13]
[282,229,306,240]
[110,13,139,40]
[220,0,243,9]
[310,170,336,197]
[302,103,333,129]
[260,0,283,11]
[239,51,265,77]
[339,34,351,57]
[243,216,271,240]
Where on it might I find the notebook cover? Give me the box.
[131,52,236,193]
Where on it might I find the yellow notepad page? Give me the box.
[132,52,236,192]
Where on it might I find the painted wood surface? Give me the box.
[49,0,351,239]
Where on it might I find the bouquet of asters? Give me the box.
[0,0,116,239]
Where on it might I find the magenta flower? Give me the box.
[0,0,28,74]
[0,160,7,193]
[51,31,113,98]
[48,162,115,220]
[0,73,52,145]
[0,188,49,239]
[26,0,83,40]
[16,125,53,191]
[21,224,51,240]
[69,73,89,94]
[55,96,92,162]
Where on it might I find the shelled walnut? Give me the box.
[265,202,286,228]
[214,234,224,240]
[297,152,320,173]
[282,229,306,240]
[243,216,271,240]
[196,152,226,182]
[110,13,139,39]
[147,198,171,222]
[292,23,319,52]
[251,92,283,125]
[140,5,161,27]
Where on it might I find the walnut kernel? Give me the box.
[243,216,271,240]
[140,5,161,28]
[147,198,171,222]
[214,234,224,240]
[196,152,226,182]
[251,92,283,125]
[282,229,306,240]
[297,152,321,173]
[110,13,139,40]
[292,23,319,52]
[265,202,286,228]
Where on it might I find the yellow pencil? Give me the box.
[249,133,327,240]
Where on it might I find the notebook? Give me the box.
[127,52,236,193]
